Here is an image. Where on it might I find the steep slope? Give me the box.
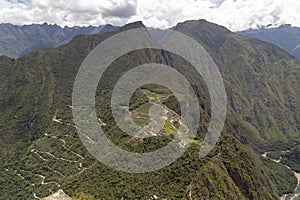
[0,20,299,199]
[0,23,118,58]
[238,24,300,59]
[174,20,300,150]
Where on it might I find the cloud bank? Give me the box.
[0,0,299,31]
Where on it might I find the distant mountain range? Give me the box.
[238,24,300,59]
[0,23,118,58]
[1,23,300,60]
[0,20,299,199]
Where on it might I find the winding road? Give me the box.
[262,152,300,200]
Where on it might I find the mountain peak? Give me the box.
[174,19,230,33]
[172,19,231,52]
[119,21,145,31]
[100,24,119,33]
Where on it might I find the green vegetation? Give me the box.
[262,158,297,195]
[163,122,178,135]
[172,20,300,152]
[72,192,95,200]
[238,24,300,58]
[281,145,300,172]
[0,20,299,199]
[267,150,287,160]
[0,23,118,58]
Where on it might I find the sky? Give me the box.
[0,0,299,31]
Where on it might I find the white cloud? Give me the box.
[206,0,288,30]
[0,0,299,31]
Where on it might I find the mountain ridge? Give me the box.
[238,24,300,59]
[0,20,299,199]
[0,22,119,58]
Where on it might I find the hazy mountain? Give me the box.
[0,20,299,199]
[238,24,300,59]
[0,23,119,58]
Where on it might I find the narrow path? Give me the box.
[44,133,85,164]
[36,174,61,187]
[52,109,62,123]
[33,193,39,199]
[55,136,85,160]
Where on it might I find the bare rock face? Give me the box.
[42,190,71,200]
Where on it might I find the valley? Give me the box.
[0,20,299,199]
[263,151,300,200]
